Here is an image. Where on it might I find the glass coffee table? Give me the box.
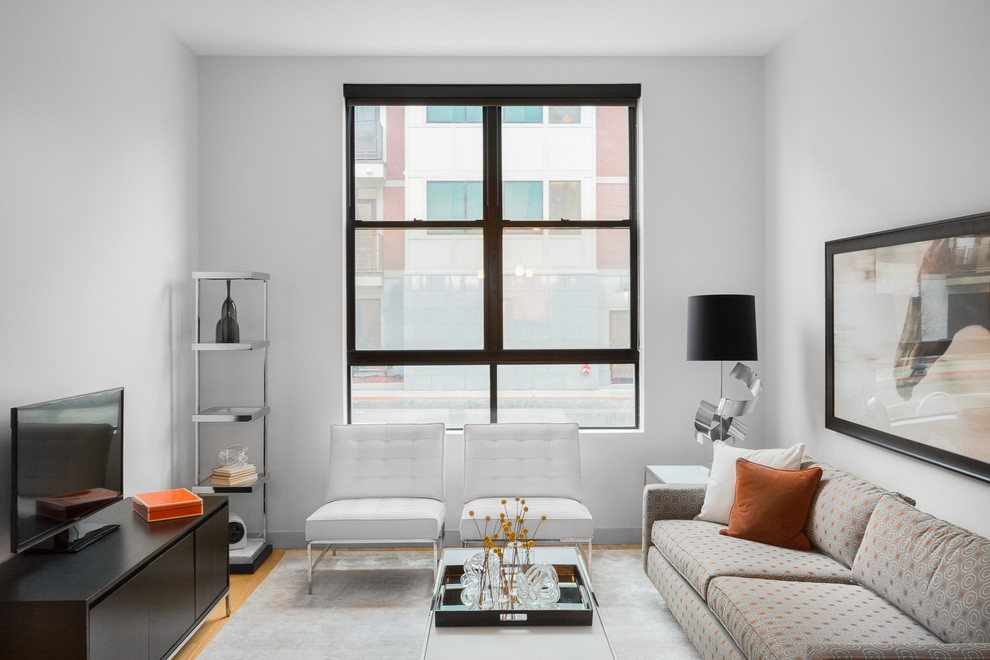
[421,546,616,659]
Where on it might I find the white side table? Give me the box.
[644,464,710,486]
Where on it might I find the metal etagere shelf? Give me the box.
[192,271,273,574]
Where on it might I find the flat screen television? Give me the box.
[10,387,124,553]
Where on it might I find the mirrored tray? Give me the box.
[432,563,594,627]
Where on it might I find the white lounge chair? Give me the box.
[305,423,445,594]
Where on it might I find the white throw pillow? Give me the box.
[697,441,806,524]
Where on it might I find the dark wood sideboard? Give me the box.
[0,495,229,659]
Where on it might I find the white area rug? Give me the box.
[198,548,699,660]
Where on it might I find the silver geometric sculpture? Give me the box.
[694,362,763,443]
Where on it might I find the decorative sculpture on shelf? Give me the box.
[216,279,240,343]
[218,444,250,468]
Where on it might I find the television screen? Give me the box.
[10,387,124,553]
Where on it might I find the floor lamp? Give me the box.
[687,294,762,443]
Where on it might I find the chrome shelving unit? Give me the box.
[192,271,272,574]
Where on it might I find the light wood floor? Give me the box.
[173,544,638,659]
[173,549,287,660]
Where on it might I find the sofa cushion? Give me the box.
[720,459,823,550]
[305,498,444,542]
[852,493,990,643]
[708,576,941,660]
[803,461,893,568]
[698,441,805,524]
[805,642,990,659]
[646,545,745,660]
[652,518,853,598]
[459,497,593,542]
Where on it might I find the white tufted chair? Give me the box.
[305,423,445,594]
[459,423,594,571]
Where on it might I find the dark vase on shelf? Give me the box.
[216,279,240,343]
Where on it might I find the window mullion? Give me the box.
[483,106,503,352]
[483,106,503,421]
[345,105,356,356]
[628,104,640,357]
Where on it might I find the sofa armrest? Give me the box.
[642,483,707,570]
[806,643,990,659]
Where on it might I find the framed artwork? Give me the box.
[826,211,990,483]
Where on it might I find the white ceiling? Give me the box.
[144,0,829,57]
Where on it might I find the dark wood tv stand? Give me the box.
[0,495,229,659]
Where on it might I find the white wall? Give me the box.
[0,0,198,562]
[198,56,765,546]
[765,0,990,536]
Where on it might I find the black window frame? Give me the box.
[344,83,641,429]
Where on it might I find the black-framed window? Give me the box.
[345,84,640,429]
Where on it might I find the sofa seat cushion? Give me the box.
[459,497,593,542]
[708,576,942,660]
[853,493,990,643]
[305,498,444,542]
[652,518,853,598]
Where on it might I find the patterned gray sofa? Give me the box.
[642,460,990,660]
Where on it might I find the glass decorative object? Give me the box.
[459,549,505,610]
[216,279,240,343]
[218,444,249,468]
[515,562,561,609]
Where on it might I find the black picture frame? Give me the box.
[826,210,990,484]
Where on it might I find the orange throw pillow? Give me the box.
[719,458,823,550]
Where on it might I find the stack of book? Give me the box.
[211,464,258,487]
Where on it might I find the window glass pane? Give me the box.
[497,364,635,427]
[427,181,483,220]
[427,106,482,123]
[503,228,630,349]
[502,106,628,220]
[504,181,542,220]
[355,106,382,159]
[354,229,484,349]
[503,106,543,123]
[426,106,454,122]
[549,106,581,124]
[351,365,490,427]
[549,181,581,220]
[355,106,482,221]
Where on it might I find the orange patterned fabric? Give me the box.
[852,494,990,644]
[647,546,743,660]
[719,459,823,550]
[803,461,897,568]
[708,576,941,660]
[806,643,990,659]
[642,483,708,570]
[651,518,853,598]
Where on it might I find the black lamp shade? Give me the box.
[687,294,758,361]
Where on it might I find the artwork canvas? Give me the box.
[826,211,990,483]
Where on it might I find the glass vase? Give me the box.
[215,279,240,343]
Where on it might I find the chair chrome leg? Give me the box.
[307,542,313,595]
[308,543,333,595]
[587,540,593,580]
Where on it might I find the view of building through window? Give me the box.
[347,89,638,428]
